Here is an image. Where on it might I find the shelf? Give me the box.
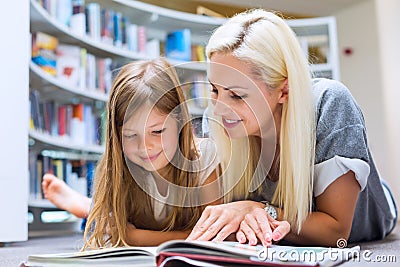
[30,62,109,102]
[29,199,58,209]
[30,0,208,72]
[287,16,333,36]
[91,0,226,44]
[29,129,105,154]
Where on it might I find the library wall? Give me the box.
[336,0,400,203]
[0,0,29,242]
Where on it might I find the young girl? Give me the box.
[188,9,397,247]
[43,58,222,249]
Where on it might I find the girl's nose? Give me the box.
[138,135,154,152]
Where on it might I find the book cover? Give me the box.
[31,32,58,76]
[165,29,191,61]
[56,44,81,87]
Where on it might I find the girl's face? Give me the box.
[208,53,285,139]
[121,103,179,173]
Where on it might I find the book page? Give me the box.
[25,246,158,266]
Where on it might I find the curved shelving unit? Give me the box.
[92,0,225,43]
[30,61,109,102]
[30,0,209,72]
[29,129,105,154]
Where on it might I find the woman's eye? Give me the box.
[153,128,166,135]
[210,85,218,94]
[230,93,246,99]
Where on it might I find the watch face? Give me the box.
[265,205,277,220]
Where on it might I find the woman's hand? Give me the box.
[236,207,290,247]
[187,201,263,242]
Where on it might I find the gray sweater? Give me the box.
[312,78,396,242]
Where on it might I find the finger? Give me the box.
[252,208,273,245]
[187,208,212,240]
[212,223,236,242]
[196,216,227,241]
[271,220,290,241]
[243,213,264,245]
[239,220,258,246]
[236,229,247,244]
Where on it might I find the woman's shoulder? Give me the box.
[312,78,354,104]
[312,78,363,119]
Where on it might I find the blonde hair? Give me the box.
[206,9,315,233]
[83,58,203,249]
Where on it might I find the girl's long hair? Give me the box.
[206,9,316,233]
[83,58,202,249]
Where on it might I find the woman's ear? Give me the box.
[278,79,289,104]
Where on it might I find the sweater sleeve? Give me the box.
[312,79,370,195]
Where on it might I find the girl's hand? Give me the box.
[236,207,290,247]
[186,201,263,242]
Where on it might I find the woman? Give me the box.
[187,9,397,247]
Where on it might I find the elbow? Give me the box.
[327,224,352,247]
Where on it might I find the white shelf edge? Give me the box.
[287,16,335,28]
[28,199,57,209]
[30,62,109,102]
[113,0,226,25]
[29,129,105,154]
[30,0,208,72]
[310,63,333,72]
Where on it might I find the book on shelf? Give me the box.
[31,32,58,76]
[56,44,81,87]
[21,239,360,267]
[165,29,191,61]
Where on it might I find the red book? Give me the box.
[58,105,66,136]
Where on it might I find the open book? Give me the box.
[21,240,360,267]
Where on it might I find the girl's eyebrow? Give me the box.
[208,80,247,90]
[148,122,164,128]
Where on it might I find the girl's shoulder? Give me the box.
[193,138,220,186]
[193,137,217,154]
[193,137,220,172]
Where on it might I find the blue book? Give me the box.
[165,29,191,61]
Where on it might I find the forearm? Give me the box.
[283,211,351,246]
[126,229,191,246]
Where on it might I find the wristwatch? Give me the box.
[261,201,278,220]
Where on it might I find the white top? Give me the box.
[146,138,219,221]
[313,155,369,196]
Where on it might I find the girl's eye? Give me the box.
[152,128,166,135]
[123,134,137,139]
[210,85,218,94]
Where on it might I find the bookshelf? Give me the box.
[28,0,224,233]
[28,0,339,234]
[287,16,340,80]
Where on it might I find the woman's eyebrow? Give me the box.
[208,80,247,90]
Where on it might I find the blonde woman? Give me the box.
[53,58,222,249]
[187,9,397,247]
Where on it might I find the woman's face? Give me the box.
[121,103,179,173]
[208,53,285,139]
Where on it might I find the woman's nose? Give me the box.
[213,97,231,116]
